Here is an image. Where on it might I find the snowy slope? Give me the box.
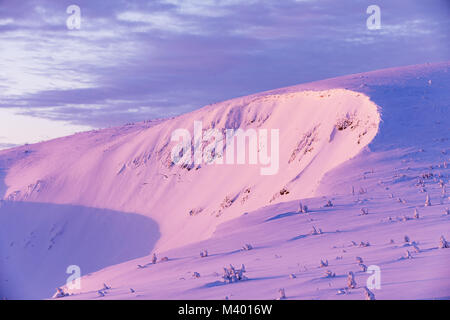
[0,62,449,299]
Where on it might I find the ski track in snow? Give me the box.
[0,62,449,299]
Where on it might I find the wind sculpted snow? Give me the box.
[0,62,449,299]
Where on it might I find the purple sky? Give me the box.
[0,0,449,147]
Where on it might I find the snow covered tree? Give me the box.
[364,287,376,300]
[297,201,303,214]
[52,287,68,299]
[404,250,412,259]
[425,194,431,206]
[347,271,356,289]
[277,288,286,300]
[439,236,449,249]
[311,226,322,235]
[324,270,335,278]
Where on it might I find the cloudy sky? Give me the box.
[0,0,449,148]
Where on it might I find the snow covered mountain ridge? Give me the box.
[0,62,449,299]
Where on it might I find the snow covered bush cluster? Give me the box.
[222,264,247,283]
[335,113,356,131]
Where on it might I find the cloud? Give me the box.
[0,0,448,135]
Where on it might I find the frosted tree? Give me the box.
[439,236,449,249]
[277,288,286,300]
[425,194,431,206]
[222,264,247,283]
[347,271,356,289]
[364,287,376,300]
[297,201,303,214]
[52,287,68,299]
[311,226,323,235]
[324,200,333,207]
[324,270,335,278]
[404,250,412,259]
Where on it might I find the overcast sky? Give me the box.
[0,0,449,148]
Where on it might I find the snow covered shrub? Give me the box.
[360,208,369,216]
[335,115,354,131]
[221,196,234,209]
[189,207,203,216]
[439,236,449,249]
[347,271,356,289]
[242,243,253,251]
[200,250,208,258]
[337,288,349,295]
[359,241,370,247]
[160,256,169,262]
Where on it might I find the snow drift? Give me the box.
[0,62,449,299]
